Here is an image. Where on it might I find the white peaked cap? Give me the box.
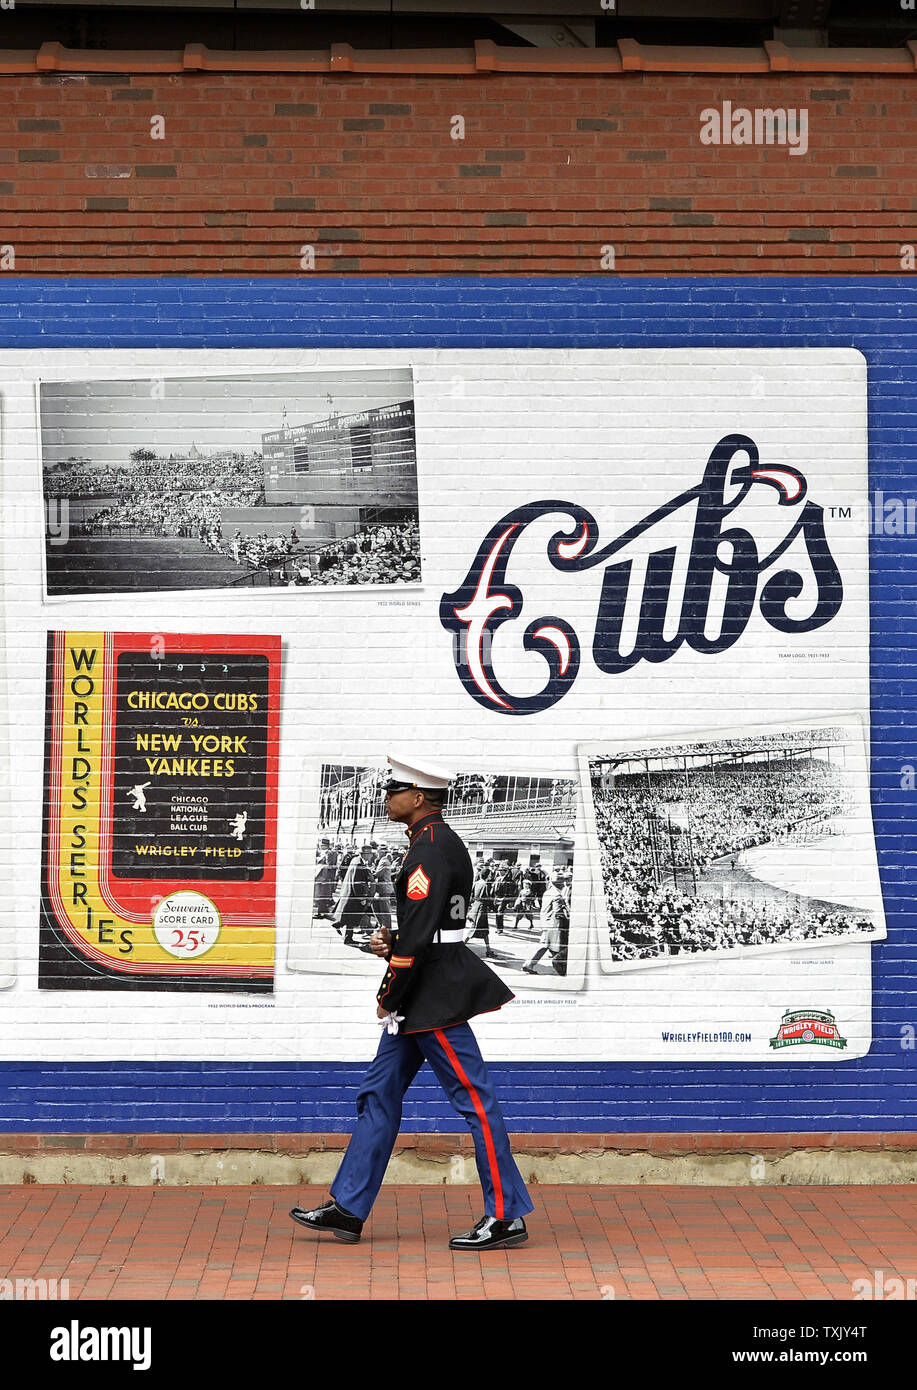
[385,753,453,790]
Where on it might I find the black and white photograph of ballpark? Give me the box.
[580,721,886,971]
[39,367,420,596]
[306,762,580,984]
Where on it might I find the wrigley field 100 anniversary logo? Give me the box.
[769,1009,847,1050]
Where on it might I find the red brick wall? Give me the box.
[1,69,913,273]
[3,1133,916,1154]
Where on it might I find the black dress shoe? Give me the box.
[289,1199,363,1242]
[449,1215,528,1251]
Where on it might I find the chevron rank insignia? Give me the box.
[407,865,431,900]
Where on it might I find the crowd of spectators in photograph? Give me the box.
[53,450,263,503]
[284,521,420,586]
[85,483,263,542]
[72,445,421,585]
[592,754,872,960]
[45,461,123,498]
[80,451,264,544]
[465,857,572,975]
[313,834,572,974]
[226,527,299,571]
[605,883,873,962]
[312,836,405,951]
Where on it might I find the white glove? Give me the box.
[377,1011,405,1036]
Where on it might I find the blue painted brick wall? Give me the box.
[1,275,915,1132]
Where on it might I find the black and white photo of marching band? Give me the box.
[296,762,586,988]
[39,367,421,596]
[580,720,886,972]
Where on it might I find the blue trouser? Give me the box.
[330,1021,534,1223]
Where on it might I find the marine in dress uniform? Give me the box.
[290,755,534,1251]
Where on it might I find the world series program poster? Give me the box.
[39,630,281,992]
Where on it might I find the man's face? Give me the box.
[384,787,424,824]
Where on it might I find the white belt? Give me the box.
[433,928,465,944]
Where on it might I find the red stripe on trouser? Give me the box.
[433,1028,504,1220]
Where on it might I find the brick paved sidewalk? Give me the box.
[1,1184,916,1301]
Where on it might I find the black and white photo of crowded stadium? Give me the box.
[39,367,421,596]
[580,720,886,973]
[291,761,586,989]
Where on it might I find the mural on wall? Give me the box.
[0,610,12,990]
[289,762,586,989]
[579,718,885,973]
[38,367,420,597]
[39,630,281,992]
[0,345,880,1058]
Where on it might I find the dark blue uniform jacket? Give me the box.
[376,811,514,1033]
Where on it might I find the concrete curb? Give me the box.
[4,1141,917,1186]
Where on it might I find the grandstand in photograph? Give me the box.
[585,724,880,965]
[317,766,576,873]
[317,764,403,850]
[590,727,851,897]
[446,774,576,873]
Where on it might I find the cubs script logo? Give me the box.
[407,866,431,900]
[440,433,843,716]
